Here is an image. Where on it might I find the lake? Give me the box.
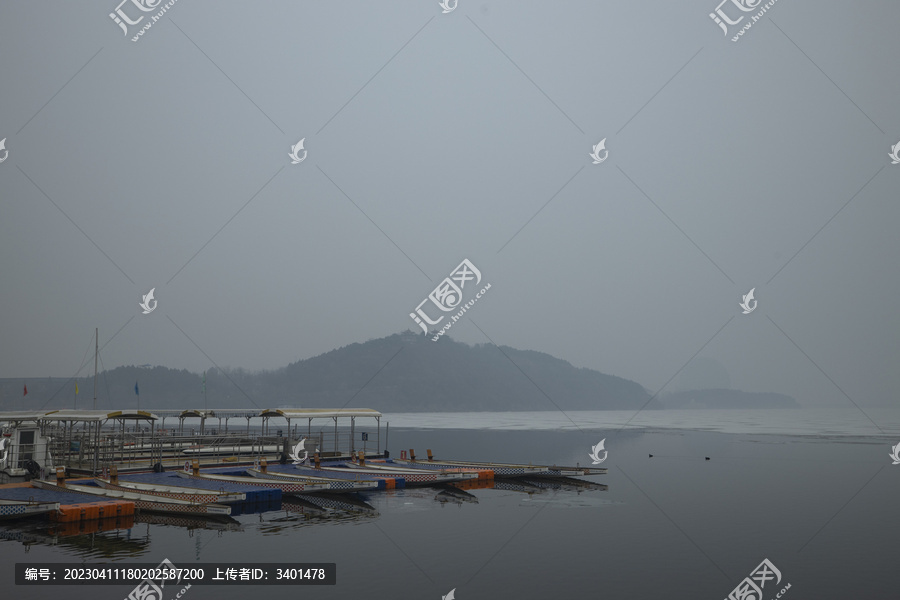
[3,408,899,599]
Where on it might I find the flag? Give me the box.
[23,383,27,397]
[75,382,79,395]
[134,381,139,396]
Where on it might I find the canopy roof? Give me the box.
[259,408,382,419]
[0,409,158,423]
[177,409,217,418]
[0,411,47,423]
[1,408,380,423]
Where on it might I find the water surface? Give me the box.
[2,409,898,599]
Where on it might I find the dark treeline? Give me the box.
[0,331,797,412]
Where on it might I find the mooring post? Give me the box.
[56,466,66,487]
[192,458,200,475]
[427,449,434,461]
[409,449,416,462]
[109,464,118,485]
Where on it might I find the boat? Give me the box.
[0,498,60,519]
[181,444,282,455]
[293,462,481,486]
[94,478,246,504]
[175,470,332,494]
[384,458,548,477]
[31,480,232,516]
[246,468,381,492]
[269,464,406,488]
[392,451,606,477]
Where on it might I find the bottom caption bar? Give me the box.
[16,562,336,586]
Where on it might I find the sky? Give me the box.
[0,0,898,409]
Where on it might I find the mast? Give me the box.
[93,327,98,410]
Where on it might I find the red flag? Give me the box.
[23,383,28,397]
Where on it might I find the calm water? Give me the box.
[3,409,899,599]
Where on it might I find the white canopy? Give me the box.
[258,408,382,419]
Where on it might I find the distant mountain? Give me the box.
[657,388,800,409]
[1,331,654,412]
[269,331,654,412]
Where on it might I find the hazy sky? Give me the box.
[1,1,897,409]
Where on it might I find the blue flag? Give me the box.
[134,381,139,396]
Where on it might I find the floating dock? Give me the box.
[0,481,135,524]
[1,407,609,539]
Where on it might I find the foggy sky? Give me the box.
[1,1,898,409]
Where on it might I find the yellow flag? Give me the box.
[75,382,78,394]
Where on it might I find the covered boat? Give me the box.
[393,450,607,477]
[95,478,246,504]
[293,462,481,486]
[32,479,231,516]
[0,498,60,519]
[176,470,332,494]
[246,468,381,492]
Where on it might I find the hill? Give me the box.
[1,331,654,412]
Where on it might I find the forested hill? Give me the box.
[1,331,654,412]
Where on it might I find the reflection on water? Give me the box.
[434,485,479,505]
[0,516,148,560]
[134,512,244,532]
[260,501,378,535]
[518,493,622,509]
[1,423,897,599]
